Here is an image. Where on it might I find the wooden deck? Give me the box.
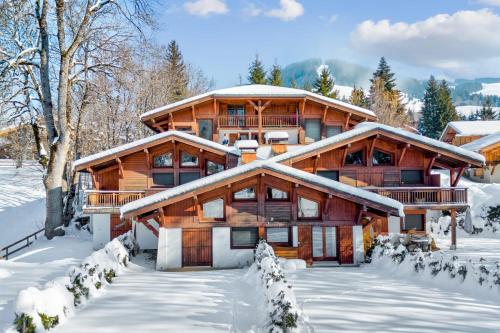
[84,190,145,212]
[218,114,298,128]
[367,187,468,208]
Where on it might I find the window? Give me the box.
[153,153,173,168]
[198,119,213,141]
[179,172,200,185]
[345,150,364,165]
[228,105,245,126]
[181,152,198,167]
[298,197,320,218]
[202,198,224,220]
[373,150,393,166]
[404,214,425,231]
[305,119,321,142]
[233,187,256,200]
[206,161,224,175]
[326,125,342,137]
[266,187,288,200]
[152,173,174,187]
[231,227,259,248]
[401,170,424,185]
[317,170,339,181]
[266,227,289,244]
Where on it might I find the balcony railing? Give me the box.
[367,187,468,206]
[84,190,145,209]
[218,114,298,128]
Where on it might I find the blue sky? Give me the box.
[154,0,500,87]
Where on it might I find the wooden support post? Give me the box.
[398,144,410,167]
[426,155,438,176]
[449,168,455,187]
[115,157,123,178]
[322,106,329,123]
[452,167,465,187]
[450,209,457,250]
[340,144,350,168]
[144,148,151,169]
[312,154,320,174]
[367,136,377,167]
[344,112,351,130]
[491,164,497,176]
[257,174,265,222]
[191,105,198,135]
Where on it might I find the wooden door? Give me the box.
[338,226,353,264]
[312,226,337,261]
[298,225,312,263]
[182,228,212,267]
[110,214,131,240]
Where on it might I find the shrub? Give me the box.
[39,313,59,330]
[14,313,35,333]
[104,269,116,283]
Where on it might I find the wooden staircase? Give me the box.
[272,246,298,259]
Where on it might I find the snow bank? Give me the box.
[10,232,137,332]
[369,236,500,297]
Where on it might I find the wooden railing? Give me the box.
[1,228,45,260]
[367,187,468,206]
[84,190,145,208]
[218,114,298,128]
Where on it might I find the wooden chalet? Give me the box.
[440,120,500,146]
[461,131,500,183]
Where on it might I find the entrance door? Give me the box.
[182,228,212,267]
[298,225,312,262]
[312,226,337,260]
[338,226,353,264]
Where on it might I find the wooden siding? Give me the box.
[338,226,354,264]
[110,214,131,239]
[182,228,212,266]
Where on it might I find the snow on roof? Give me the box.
[120,160,404,218]
[441,121,500,138]
[461,131,500,152]
[264,131,289,141]
[235,140,259,150]
[74,130,239,169]
[272,122,485,165]
[140,84,376,120]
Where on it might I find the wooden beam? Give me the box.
[115,157,123,178]
[340,144,350,168]
[322,106,329,123]
[258,100,263,144]
[144,148,151,169]
[300,98,306,117]
[398,144,410,167]
[450,209,457,250]
[193,195,201,222]
[426,155,438,176]
[452,167,465,187]
[344,112,351,130]
[313,154,320,174]
[491,164,497,176]
[367,136,377,167]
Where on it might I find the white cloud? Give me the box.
[266,0,304,21]
[243,3,262,17]
[328,14,338,24]
[351,9,500,77]
[183,0,228,16]
[476,0,500,5]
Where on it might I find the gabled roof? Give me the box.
[461,131,500,152]
[120,160,405,219]
[140,84,376,121]
[74,130,239,171]
[439,121,500,140]
[272,122,485,167]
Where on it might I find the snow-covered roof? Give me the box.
[272,122,485,166]
[264,131,289,141]
[120,159,404,218]
[140,84,376,120]
[461,131,500,152]
[440,121,500,139]
[235,140,259,150]
[74,130,239,170]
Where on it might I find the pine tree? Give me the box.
[165,40,188,102]
[370,57,396,92]
[290,78,298,88]
[313,67,338,98]
[248,54,267,84]
[267,62,283,86]
[437,80,459,135]
[419,76,441,139]
[349,86,369,108]
[479,96,497,120]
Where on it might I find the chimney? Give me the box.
[265,131,289,156]
[235,140,259,164]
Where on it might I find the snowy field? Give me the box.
[0,159,46,247]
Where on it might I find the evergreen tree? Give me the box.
[267,62,283,86]
[248,54,267,84]
[370,77,409,127]
[302,79,313,92]
[437,80,459,134]
[313,67,338,98]
[349,86,369,108]
[419,76,441,139]
[479,96,497,120]
[165,40,188,102]
[290,78,298,88]
[370,57,396,92]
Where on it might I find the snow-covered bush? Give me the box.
[13,231,137,332]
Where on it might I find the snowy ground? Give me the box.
[0,159,45,247]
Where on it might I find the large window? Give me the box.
[228,105,245,126]
[298,197,320,219]
[153,153,173,168]
[206,161,224,175]
[372,150,394,166]
[326,125,342,138]
[202,198,224,220]
[198,119,213,141]
[233,187,256,200]
[317,170,339,181]
[179,172,200,185]
[266,187,288,200]
[266,227,289,244]
[401,170,424,185]
[404,214,425,231]
[152,173,174,187]
[345,150,364,165]
[181,152,198,167]
[305,119,321,142]
[231,227,259,248]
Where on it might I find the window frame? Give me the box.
[266,227,291,246]
[403,213,425,232]
[151,171,175,188]
[179,171,200,185]
[316,170,339,182]
[265,186,290,202]
[180,151,199,168]
[401,169,425,185]
[200,197,225,222]
[233,186,257,202]
[297,196,321,220]
[372,149,395,167]
[345,149,365,166]
[206,160,225,176]
[152,152,174,168]
[230,227,259,249]
[198,118,213,141]
[325,124,343,138]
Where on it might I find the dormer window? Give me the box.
[266,187,288,201]
[153,153,173,168]
[181,152,198,167]
[345,150,364,165]
[298,197,320,219]
[373,150,394,166]
[206,160,224,175]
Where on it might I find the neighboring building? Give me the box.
[440,120,500,146]
[74,85,485,270]
[461,132,500,183]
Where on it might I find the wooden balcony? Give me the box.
[218,114,298,128]
[84,190,145,212]
[367,187,468,209]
